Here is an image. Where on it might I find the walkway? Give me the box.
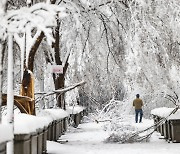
[47,119,180,154]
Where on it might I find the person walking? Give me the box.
[133,94,143,123]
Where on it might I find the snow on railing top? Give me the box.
[151,107,174,117]
[151,107,180,120]
[0,124,13,143]
[3,113,52,134]
[15,113,52,134]
[2,108,69,134]
[42,109,69,120]
[66,105,85,114]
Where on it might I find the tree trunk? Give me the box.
[52,17,70,109]
[27,1,69,109]
[27,0,58,72]
[52,18,65,108]
[28,31,44,72]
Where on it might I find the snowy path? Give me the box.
[47,120,180,154]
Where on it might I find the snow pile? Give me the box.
[0,124,13,143]
[66,105,85,114]
[151,107,180,120]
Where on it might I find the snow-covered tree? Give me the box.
[1,0,180,119]
[0,2,68,114]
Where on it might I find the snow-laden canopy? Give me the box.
[0,2,68,64]
[1,3,67,34]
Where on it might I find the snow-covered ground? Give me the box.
[47,117,180,154]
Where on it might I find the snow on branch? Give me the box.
[0,2,68,42]
[77,0,129,12]
[98,0,129,9]
[35,81,86,102]
[53,80,86,94]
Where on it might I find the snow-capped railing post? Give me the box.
[6,33,14,154]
